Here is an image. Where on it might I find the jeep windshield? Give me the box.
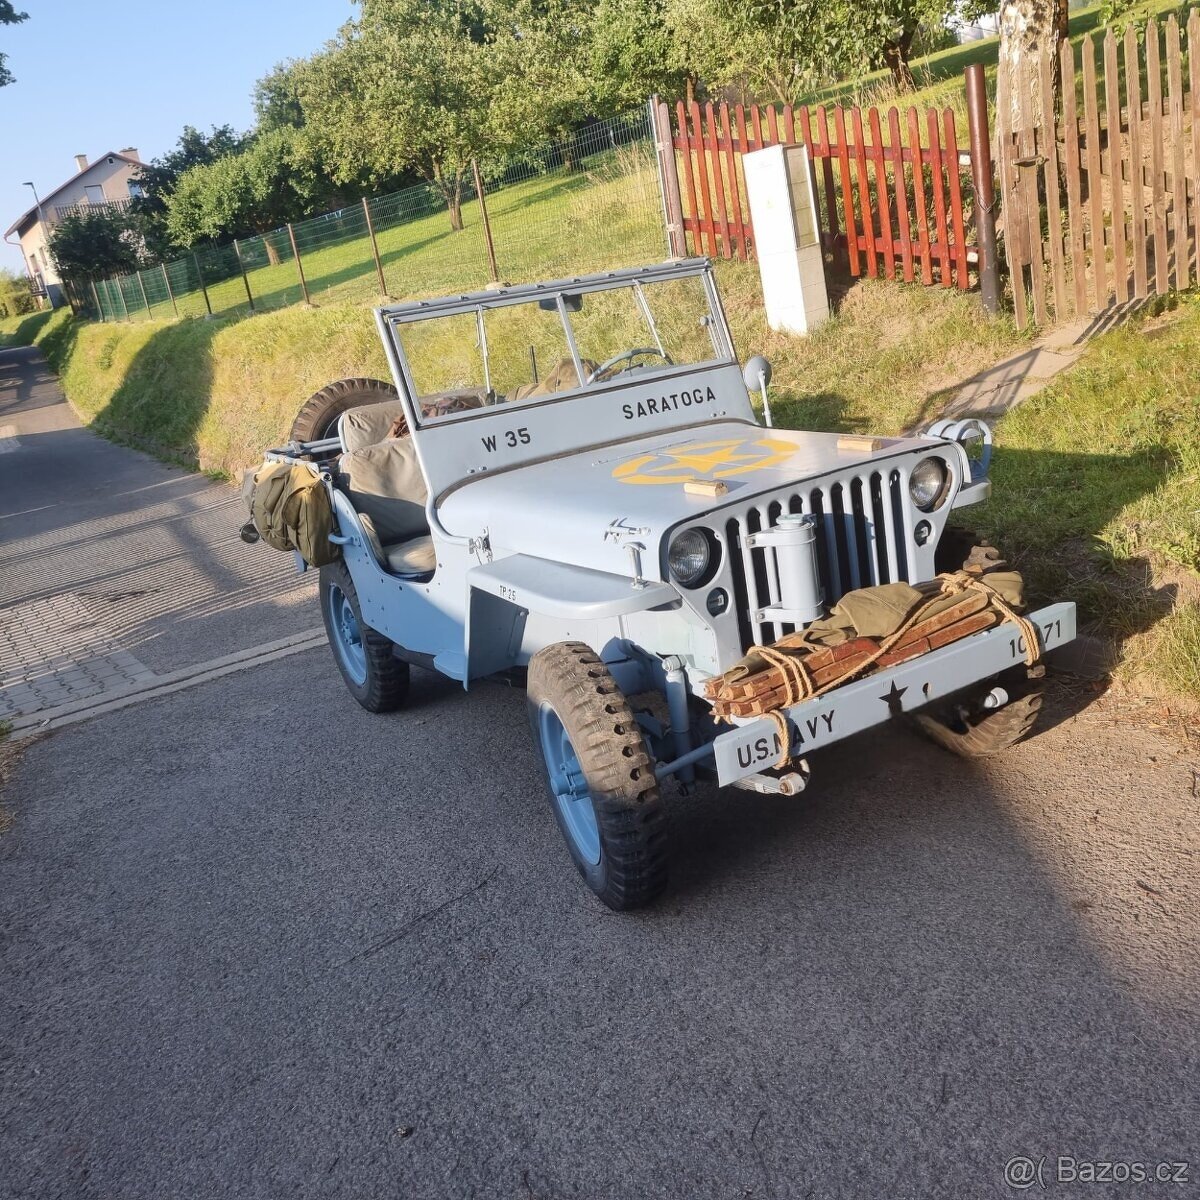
[387,267,735,427]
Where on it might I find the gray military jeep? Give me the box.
[261,259,1075,909]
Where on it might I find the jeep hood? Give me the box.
[437,420,936,581]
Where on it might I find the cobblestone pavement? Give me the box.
[0,592,154,720]
[0,345,316,724]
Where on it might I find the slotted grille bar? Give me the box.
[726,467,914,649]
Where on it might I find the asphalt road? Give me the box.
[0,343,315,701]
[1,349,1198,1199]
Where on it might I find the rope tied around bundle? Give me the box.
[759,570,1042,769]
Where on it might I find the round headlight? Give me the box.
[909,457,949,510]
[668,529,711,587]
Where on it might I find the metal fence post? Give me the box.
[135,270,152,318]
[965,64,1000,315]
[233,240,256,312]
[471,158,500,283]
[193,253,213,316]
[115,277,130,321]
[362,197,388,296]
[650,95,687,258]
[161,263,179,318]
[90,280,103,322]
[286,224,312,305]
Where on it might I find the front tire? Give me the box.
[911,667,1044,758]
[527,642,668,911]
[319,562,409,712]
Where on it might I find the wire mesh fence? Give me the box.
[88,108,666,324]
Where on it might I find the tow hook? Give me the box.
[731,762,811,797]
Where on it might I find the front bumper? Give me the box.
[712,602,1076,786]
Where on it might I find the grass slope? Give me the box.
[965,297,1200,701]
[1,264,1024,478]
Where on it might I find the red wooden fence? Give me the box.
[656,97,978,290]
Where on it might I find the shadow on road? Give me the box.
[4,653,1194,1198]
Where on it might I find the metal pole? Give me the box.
[135,269,152,318]
[965,63,1000,315]
[362,197,388,296]
[471,158,500,283]
[90,279,103,321]
[115,276,130,321]
[232,239,255,312]
[650,96,686,258]
[161,263,179,318]
[193,252,213,316]
[286,224,311,305]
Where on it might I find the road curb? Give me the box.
[8,627,327,739]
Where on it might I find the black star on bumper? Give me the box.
[880,680,908,713]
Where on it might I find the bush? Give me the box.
[0,267,36,318]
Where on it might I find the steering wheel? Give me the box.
[586,347,674,384]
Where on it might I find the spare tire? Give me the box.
[290,377,400,443]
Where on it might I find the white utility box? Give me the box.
[743,143,830,336]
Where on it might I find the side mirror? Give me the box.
[743,355,775,426]
[743,355,772,390]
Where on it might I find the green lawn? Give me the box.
[101,144,667,324]
[962,295,1200,702]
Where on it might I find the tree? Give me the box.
[47,209,144,285]
[714,0,855,104]
[732,0,965,100]
[163,127,333,249]
[0,1,27,89]
[486,0,594,151]
[587,0,695,112]
[298,0,499,231]
[129,124,249,258]
[997,0,1066,136]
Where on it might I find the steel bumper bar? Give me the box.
[712,602,1076,786]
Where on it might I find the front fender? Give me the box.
[465,553,680,679]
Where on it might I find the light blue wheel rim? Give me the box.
[537,705,601,866]
[329,583,367,685]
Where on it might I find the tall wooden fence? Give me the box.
[1001,12,1200,328]
[652,96,981,290]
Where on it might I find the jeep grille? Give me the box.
[724,467,915,649]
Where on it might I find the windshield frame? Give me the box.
[374,259,735,432]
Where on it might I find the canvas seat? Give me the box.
[357,514,437,578]
[339,391,488,452]
[335,436,435,577]
[339,400,408,453]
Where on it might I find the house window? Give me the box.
[85,184,105,205]
[127,180,144,199]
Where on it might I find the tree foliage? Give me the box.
[297,0,499,231]
[163,127,333,248]
[732,0,969,100]
[487,0,593,146]
[47,209,144,284]
[587,0,694,110]
[0,0,27,89]
[130,125,249,258]
[253,61,308,132]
